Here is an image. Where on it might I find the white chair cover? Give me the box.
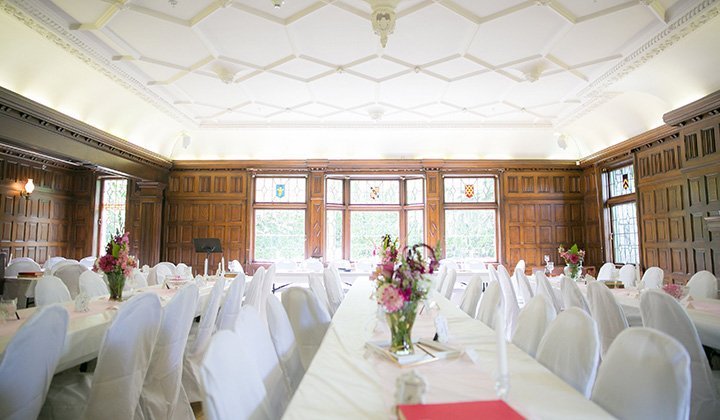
[43,293,162,419]
[329,259,351,271]
[560,275,590,313]
[155,262,177,276]
[591,328,691,420]
[228,259,243,273]
[514,259,525,275]
[304,258,324,272]
[234,306,290,418]
[42,257,66,271]
[176,262,192,277]
[536,307,600,398]
[434,264,448,292]
[439,258,459,271]
[257,264,277,324]
[132,270,148,289]
[586,281,628,357]
[686,270,718,299]
[514,268,534,306]
[139,284,199,420]
[9,256,35,264]
[53,263,88,299]
[0,305,69,420]
[266,294,305,395]
[493,265,519,339]
[323,266,345,316]
[618,264,636,287]
[78,256,96,270]
[200,330,271,420]
[5,260,42,277]
[244,267,266,308]
[476,280,502,327]
[183,276,226,403]
[596,262,615,282]
[308,273,331,315]
[149,264,173,286]
[640,289,720,419]
[535,271,562,314]
[440,268,458,301]
[49,260,75,275]
[281,287,331,370]
[35,275,71,306]
[216,273,246,331]
[512,295,556,358]
[78,271,108,298]
[276,260,296,270]
[458,274,483,318]
[640,266,664,289]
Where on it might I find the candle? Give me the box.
[203,258,208,277]
[221,257,225,272]
[495,308,508,378]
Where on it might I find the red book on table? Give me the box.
[398,400,525,420]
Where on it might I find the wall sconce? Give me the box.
[20,178,35,197]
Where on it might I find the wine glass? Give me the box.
[544,255,550,274]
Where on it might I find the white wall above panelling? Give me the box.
[1,0,718,160]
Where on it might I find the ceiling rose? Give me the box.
[368,0,401,48]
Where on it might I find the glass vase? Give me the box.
[107,271,125,301]
[385,301,419,356]
[564,264,581,281]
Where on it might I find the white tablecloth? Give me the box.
[273,270,372,286]
[282,279,612,419]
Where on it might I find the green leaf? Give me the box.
[569,244,579,253]
[112,243,120,258]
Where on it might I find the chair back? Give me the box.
[591,328,691,420]
[192,277,227,357]
[244,267,266,308]
[79,256,96,269]
[132,270,148,289]
[434,264,448,292]
[35,275,72,306]
[323,266,345,316]
[281,287,331,369]
[79,271,108,298]
[586,281,628,356]
[514,259,525,274]
[494,265,519,338]
[276,260,296,270]
[84,293,162,419]
[304,258,324,272]
[155,262,177,276]
[9,257,35,265]
[176,262,192,277]
[536,307,600,398]
[0,305,69,420]
[476,280,502,327]
[200,331,271,420]
[560,275,590,313]
[42,256,66,271]
[618,264,636,287]
[53,262,88,299]
[5,260,42,277]
[640,289,720,419]
[228,259,243,273]
[266,294,305,394]
[149,264,173,286]
[597,262,615,282]
[139,284,199,420]
[49,259,74,275]
[458,274,483,318]
[686,270,718,299]
[216,273,247,331]
[440,268,458,300]
[534,271,562,314]
[308,273,331,315]
[514,268,534,306]
[640,266,664,289]
[257,264,277,323]
[512,295,556,358]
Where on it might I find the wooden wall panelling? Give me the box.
[126,180,165,267]
[582,166,603,267]
[424,170,442,248]
[307,171,325,259]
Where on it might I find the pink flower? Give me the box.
[568,253,580,264]
[380,286,405,312]
[662,284,684,300]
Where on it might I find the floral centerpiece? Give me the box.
[558,244,585,281]
[95,232,137,301]
[662,283,685,300]
[371,235,439,355]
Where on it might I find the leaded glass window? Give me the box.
[100,179,127,254]
[611,203,639,264]
[350,180,399,204]
[350,211,399,260]
[406,210,424,246]
[254,209,306,261]
[255,177,306,203]
[608,165,635,197]
[444,210,496,260]
[406,179,424,205]
[326,178,343,204]
[444,177,495,203]
[326,210,343,262]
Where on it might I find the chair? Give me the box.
[228,259,243,273]
[586,281,628,357]
[493,266,520,338]
[216,273,246,331]
[199,330,271,420]
[42,293,162,419]
[511,295,556,358]
[560,275,590,313]
[132,270,148,289]
[5,260,42,277]
[536,307,600,398]
[303,258,323,272]
[640,266,664,289]
[266,294,305,395]
[176,262,192,277]
[138,284,199,420]
[618,264,636,288]
[534,271,562,314]
[281,287,331,369]
[234,306,290,419]
[183,277,226,402]
[596,262,615,282]
[514,268,534,306]
[148,264,173,286]
[476,280,502,327]
[42,256,66,271]
[308,273,331,315]
[78,271,108,298]
[34,275,71,306]
[78,256,96,270]
[49,259,75,275]
[276,260,296,270]
[640,289,720,419]
[257,264,277,323]
[0,305,69,420]
[323,266,345,316]
[458,274,483,318]
[440,268,458,301]
[9,256,35,265]
[686,270,718,299]
[244,267,266,308]
[514,259,525,274]
[53,262,88,299]
[591,328,691,420]
[434,264,448,292]
[155,262,177,276]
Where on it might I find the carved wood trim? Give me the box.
[663,90,720,127]
[580,125,679,166]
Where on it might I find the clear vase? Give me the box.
[564,264,580,281]
[386,301,418,356]
[107,272,125,301]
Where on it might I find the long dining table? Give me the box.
[282,278,612,419]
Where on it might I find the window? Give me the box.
[325,177,424,261]
[605,165,639,264]
[443,177,498,261]
[253,176,307,261]
[98,179,128,254]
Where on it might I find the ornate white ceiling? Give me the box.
[1,0,719,160]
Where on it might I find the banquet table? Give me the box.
[282,278,612,419]
[0,277,232,372]
[274,269,372,287]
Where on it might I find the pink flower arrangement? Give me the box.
[95,232,137,278]
[371,235,439,313]
[558,244,585,266]
[662,283,684,300]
